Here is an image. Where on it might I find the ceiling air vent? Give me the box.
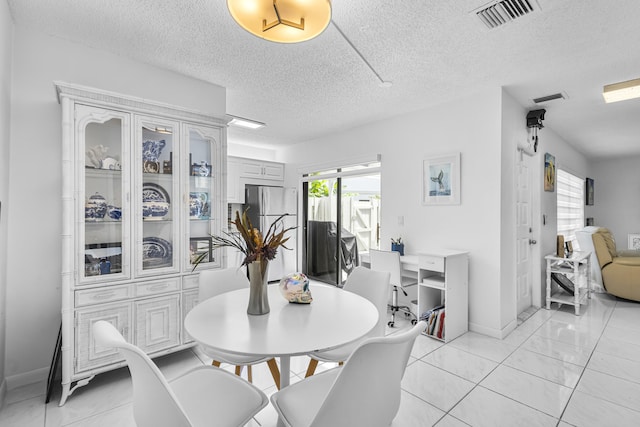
[532,92,566,104]
[476,0,538,29]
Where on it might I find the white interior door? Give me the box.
[516,151,534,315]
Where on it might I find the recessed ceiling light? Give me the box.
[603,78,640,103]
[227,115,266,130]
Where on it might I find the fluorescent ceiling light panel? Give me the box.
[228,115,266,129]
[603,78,640,103]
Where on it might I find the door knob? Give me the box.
[529,239,537,245]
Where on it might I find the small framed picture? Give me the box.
[628,234,640,250]
[422,152,461,205]
[84,242,122,276]
[585,177,594,205]
[544,153,555,192]
[190,237,213,265]
[143,160,160,174]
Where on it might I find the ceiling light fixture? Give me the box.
[227,0,332,43]
[603,78,640,103]
[227,115,266,129]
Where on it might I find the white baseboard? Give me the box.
[499,319,518,339]
[469,318,518,340]
[468,321,502,339]
[6,366,48,391]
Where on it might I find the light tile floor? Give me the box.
[2,293,640,426]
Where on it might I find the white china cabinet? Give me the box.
[55,82,226,405]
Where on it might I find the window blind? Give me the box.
[557,169,585,249]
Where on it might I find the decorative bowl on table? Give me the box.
[279,272,312,304]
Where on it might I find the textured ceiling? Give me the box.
[7,0,640,158]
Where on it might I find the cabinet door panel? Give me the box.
[263,163,284,180]
[76,104,131,284]
[182,290,199,344]
[75,303,132,372]
[184,124,223,272]
[135,294,181,353]
[135,116,181,277]
[240,161,263,178]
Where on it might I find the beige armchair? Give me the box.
[589,228,640,301]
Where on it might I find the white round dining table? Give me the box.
[184,283,378,388]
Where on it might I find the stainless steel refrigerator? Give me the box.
[244,185,297,282]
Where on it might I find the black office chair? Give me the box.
[369,249,418,327]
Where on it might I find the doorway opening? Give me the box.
[302,161,381,286]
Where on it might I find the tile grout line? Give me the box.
[554,298,617,424]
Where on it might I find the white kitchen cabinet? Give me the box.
[239,158,284,180]
[227,156,284,203]
[227,156,243,203]
[56,82,226,405]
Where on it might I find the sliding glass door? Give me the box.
[302,162,380,286]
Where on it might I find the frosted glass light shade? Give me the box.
[227,0,331,43]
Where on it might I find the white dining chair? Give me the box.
[272,320,427,427]
[304,266,390,377]
[92,320,268,427]
[198,267,281,388]
[369,249,418,327]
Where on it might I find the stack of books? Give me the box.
[420,305,445,339]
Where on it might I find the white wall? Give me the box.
[590,155,640,245]
[280,87,517,337]
[536,124,590,305]
[228,142,278,161]
[500,91,528,331]
[4,27,225,386]
[0,0,13,403]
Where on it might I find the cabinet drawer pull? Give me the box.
[93,291,116,300]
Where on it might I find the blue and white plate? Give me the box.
[142,182,170,204]
[142,237,173,269]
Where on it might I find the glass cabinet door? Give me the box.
[77,105,130,283]
[135,116,180,276]
[184,124,223,271]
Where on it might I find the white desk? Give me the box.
[184,284,378,388]
[360,253,419,272]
